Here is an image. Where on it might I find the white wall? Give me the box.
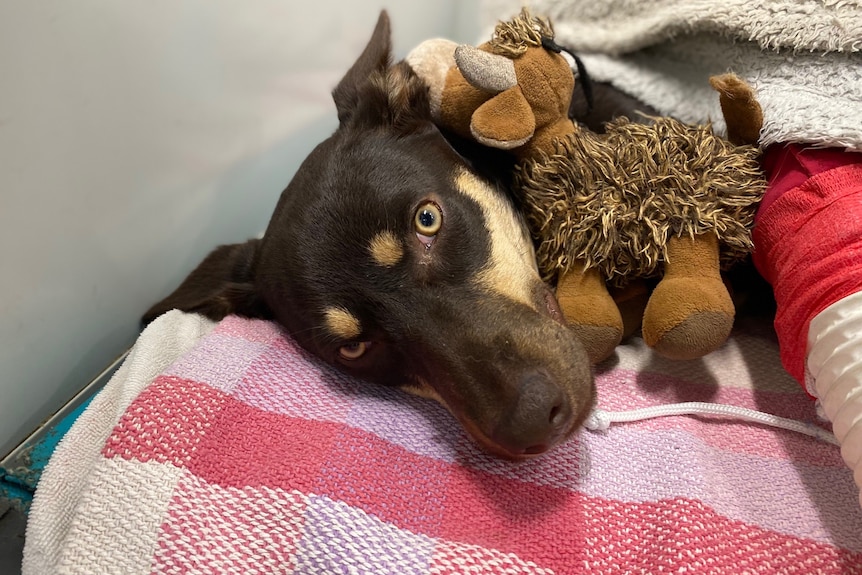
[0,0,480,456]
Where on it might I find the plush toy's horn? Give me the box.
[454,45,517,93]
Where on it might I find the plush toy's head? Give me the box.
[408,10,578,158]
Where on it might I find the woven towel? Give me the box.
[23,310,862,574]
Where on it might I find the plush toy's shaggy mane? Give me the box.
[516,117,766,285]
[489,8,555,57]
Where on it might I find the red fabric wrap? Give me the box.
[753,144,862,386]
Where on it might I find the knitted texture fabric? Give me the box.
[516,116,765,285]
[23,311,862,574]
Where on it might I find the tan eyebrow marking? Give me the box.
[368,230,404,267]
[323,306,362,340]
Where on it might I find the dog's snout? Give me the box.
[492,372,573,456]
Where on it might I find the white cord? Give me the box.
[585,402,840,446]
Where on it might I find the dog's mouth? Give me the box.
[409,363,587,460]
[458,397,581,460]
[540,283,567,327]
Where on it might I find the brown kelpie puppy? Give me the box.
[144,12,595,459]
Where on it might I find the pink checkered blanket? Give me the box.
[23,311,862,574]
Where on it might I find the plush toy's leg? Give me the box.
[642,233,735,360]
[555,262,623,364]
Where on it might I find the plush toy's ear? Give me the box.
[332,11,392,124]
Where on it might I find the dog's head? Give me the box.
[144,12,595,459]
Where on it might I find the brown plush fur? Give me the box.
[515,116,766,286]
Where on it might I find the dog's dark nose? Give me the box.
[492,372,572,456]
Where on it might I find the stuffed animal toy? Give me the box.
[406,10,768,363]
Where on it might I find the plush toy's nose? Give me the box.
[492,371,572,455]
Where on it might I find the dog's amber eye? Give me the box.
[338,341,368,360]
[414,202,442,237]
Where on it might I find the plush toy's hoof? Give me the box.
[709,73,763,147]
[649,310,734,360]
[568,323,623,364]
[556,290,623,364]
[642,277,734,360]
[556,266,624,364]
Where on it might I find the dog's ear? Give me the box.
[332,11,430,131]
[142,239,270,325]
[333,11,392,123]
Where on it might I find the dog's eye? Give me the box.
[414,202,442,238]
[338,341,369,361]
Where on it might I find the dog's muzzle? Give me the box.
[413,284,594,459]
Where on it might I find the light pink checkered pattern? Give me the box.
[58,315,862,573]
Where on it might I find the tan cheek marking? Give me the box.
[369,230,404,267]
[401,380,447,406]
[323,306,362,340]
[455,170,538,309]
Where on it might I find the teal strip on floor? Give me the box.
[0,395,95,511]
